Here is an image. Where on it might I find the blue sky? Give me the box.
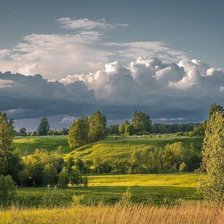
[0,0,224,129]
[1,0,223,67]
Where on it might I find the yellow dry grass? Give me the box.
[0,202,223,224]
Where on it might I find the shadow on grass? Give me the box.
[15,185,202,207]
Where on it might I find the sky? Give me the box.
[0,0,224,130]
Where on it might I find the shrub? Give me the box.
[0,175,16,202]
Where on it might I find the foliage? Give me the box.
[68,111,107,149]
[119,120,134,136]
[179,162,188,173]
[200,111,224,203]
[107,124,119,135]
[0,112,23,183]
[0,175,16,202]
[37,117,50,136]
[48,128,68,136]
[22,149,87,187]
[68,117,89,149]
[18,127,27,136]
[88,111,107,142]
[164,142,185,171]
[71,194,85,206]
[209,103,224,119]
[189,122,206,137]
[132,111,151,134]
[152,123,197,134]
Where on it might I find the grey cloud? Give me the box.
[1,56,224,126]
[60,57,224,121]
[0,72,95,119]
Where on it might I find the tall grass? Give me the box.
[0,202,223,224]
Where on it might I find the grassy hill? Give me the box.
[69,135,203,163]
[13,134,203,161]
[13,136,69,155]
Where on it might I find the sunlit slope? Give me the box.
[13,136,69,155]
[69,135,202,162]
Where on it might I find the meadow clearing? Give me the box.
[15,173,202,207]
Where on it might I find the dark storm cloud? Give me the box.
[1,56,224,125]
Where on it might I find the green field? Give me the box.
[13,136,70,155]
[16,173,202,207]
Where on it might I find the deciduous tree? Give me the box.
[37,117,50,136]
[68,117,89,149]
[88,111,107,142]
[132,111,151,134]
[0,113,22,183]
[200,111,224,203]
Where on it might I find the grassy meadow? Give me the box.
[15,173,202,207]
[13,136,70,155]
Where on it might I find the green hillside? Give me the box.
[13,134,202,161]
[13,136,69,155]
[69,135,203,162]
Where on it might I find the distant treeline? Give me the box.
[107,123,198,135]
[15,110,199,137]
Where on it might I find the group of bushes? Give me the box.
[0,175,16,203]
[20,149,87,187]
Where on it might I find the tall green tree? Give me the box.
[209,103,224,119]
[200,111,224,203]
[164,142,185,171]
[37,117,50,135]
[88,111,107,142]
[132,111,151,134]
[68,117,89,149]
[0,113,22,183]
[119,120,134,136]
[19,127,27,136]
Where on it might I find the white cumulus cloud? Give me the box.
[57,17,128,30]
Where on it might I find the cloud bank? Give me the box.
[0,17,223,127]
[0,57,224,125]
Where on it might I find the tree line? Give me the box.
[15,110,198,137]
[15,117,69,136]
